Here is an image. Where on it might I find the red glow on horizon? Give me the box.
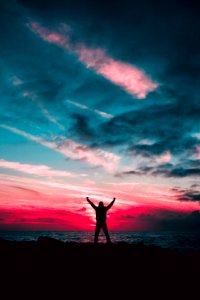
[0,207,92,231]
[0,174,199,231]
[0,203,198,231]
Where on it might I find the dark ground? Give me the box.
[0,237,199,298]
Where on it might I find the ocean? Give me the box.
[0,230,200,251]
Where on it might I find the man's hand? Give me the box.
[113,197,116,201]
[86,197,89,200]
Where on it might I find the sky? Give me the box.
[0,0,200,231]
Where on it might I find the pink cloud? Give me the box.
[1,125,120,172]
[0,171,199,231]
[29,22,158,99]
[106,182,199,211]
[1,173,199,213]
[0,159,74,177]
[195,146,200,160]
[76,46,158,99]
[0,176,199,230]
[0,174,106,204]
[153,151,172,165]
[99,58,157,99]
[56,139,120,172]
[29,22,71,49]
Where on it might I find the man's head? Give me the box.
[99,201,104,207]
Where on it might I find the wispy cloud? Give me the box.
[152,151,172,165]
[23,91,65,130]
[0,159,74,178]
[76,46,158,99]
[11,75,23,86]
[66,100,113,119]
[30,22,71,49]
[195,146,200,160]
[56,139,120,172]
[10,74,65,131]
[193,133,200,139]
[29,22,158,99]
[0,125,120,172]
[1,124,57,148]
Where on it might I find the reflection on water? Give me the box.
[0,230,200,251]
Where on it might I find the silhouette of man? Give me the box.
[86,197,116,243]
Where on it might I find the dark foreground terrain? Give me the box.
[1,237,199,297]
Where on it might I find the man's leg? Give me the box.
[102,223,111,243]
[94,224,100,243]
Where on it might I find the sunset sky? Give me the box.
[0,0,200,230]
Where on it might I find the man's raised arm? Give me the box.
[106,198,116,210]
[86,197,96,210]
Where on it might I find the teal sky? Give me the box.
[0,0,200,230]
